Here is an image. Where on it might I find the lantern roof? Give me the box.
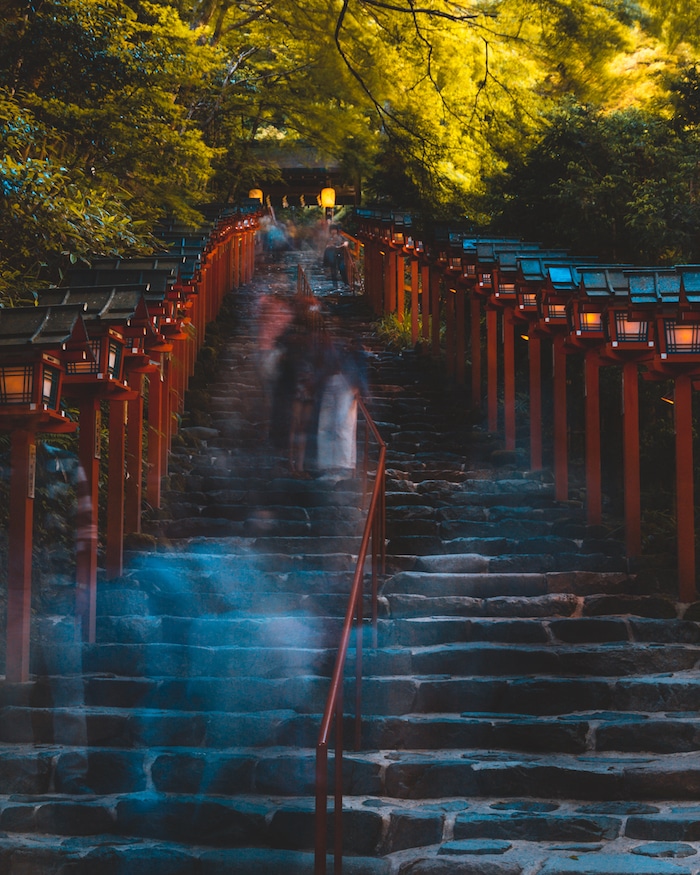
[518,257,567,283]
[38,287,144,324]
[625,268,681,306]
[89,256,187,274]
[475,241,543,264]
[0,304,87,350]
[578,266,630,298]
[158,234,209,250]
[67,268,178,293]
[676,266,700,304]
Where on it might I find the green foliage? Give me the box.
[375,313,420,351]
[1,0,700,299]
[0,0,218,300]
[482,98,700,263]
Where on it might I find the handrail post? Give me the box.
[314,384,385,875]
[355,588,363,751]
[334,686,344,874]
[315,743,329,875]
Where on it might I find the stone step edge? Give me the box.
[2,742,700,766]
[0,835,389,875]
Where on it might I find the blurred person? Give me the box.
[272,297,326,473]
[322,224,349,288]
[316,336,368,479]
[255,293,294,439]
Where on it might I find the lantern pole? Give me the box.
[76,394,101,642]
[6,428,36,682]
[553,334,568,502]
[487,307,498,433]
[125,380,144,536]
[528,334,543,472]
[503,309,516,451]
[584,352,603,526]
[410,257,419,346]
[455,284,466,388]
[421,263,431,345]
[471,293,482,410]
[622,360,642,558]
[430,266,441,356]
[674,373,696,600]
[106,399,127,579]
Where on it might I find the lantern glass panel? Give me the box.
[0,364,32,404]
[107,339,122,378]
[41,365,60,409]
[664,320,700,354]
[580,311,603,332]
[615,312,649,342]
[547,304,567,320]
[520,292,538,308]
[66,340,99,374]
[320,187,336,209]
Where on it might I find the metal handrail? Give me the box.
[297,263,314,297]
[340,233,363,295]
[314,396,386,875]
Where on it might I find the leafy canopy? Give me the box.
[2,0,700,299]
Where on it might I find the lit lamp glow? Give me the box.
[321,186,336,220]
[518,292,539,311]
[0,354,64,413]
[41,364,61,409]
[545,303,567,322]
[611,312,653,347]
[0,364,33,404]
[496,282,516,299]
[579,311,603,332]
[662,320,700,357]
[478,271,492,289]
[65,329,125,382]
[248,188,263,203]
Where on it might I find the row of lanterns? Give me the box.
[355,208,700,602]
[0,203,261,682]
[248,187,337,216]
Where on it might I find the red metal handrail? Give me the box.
[340,233,363,295]
[297,263,314,297]
[314,396,386,875]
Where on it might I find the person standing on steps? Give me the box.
[316,335,368,481]
[273,297,326,474]
[322,224,349,288]
[254,292,294,441]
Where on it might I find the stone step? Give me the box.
[386,535,625,561]
[79,613,700,649]
[109,569,358,598]
[177,481,364,507]
[385,592,679,619]
[0,838,389,875]
[7,672,700,718]
[389,616,700,646]
[0,793,383,856]
[130,588,373,616]
[363,673,700,717]
[159,516,362,539]
[6,746,700,808]
[28,638,700,680]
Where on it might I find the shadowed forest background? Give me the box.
[2,0,700,304]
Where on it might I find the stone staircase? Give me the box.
[1,248,700,874]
